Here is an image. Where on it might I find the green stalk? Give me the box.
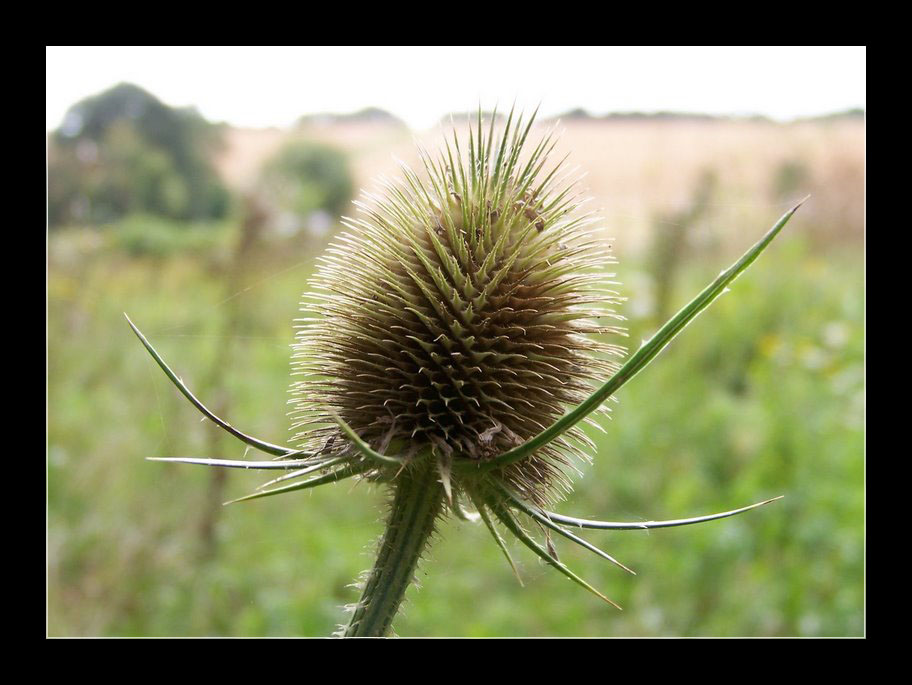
[344,459,443,637]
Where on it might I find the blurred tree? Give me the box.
[257,140,354,236]
[48,83,230,228]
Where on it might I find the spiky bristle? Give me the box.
[290,110,625,504]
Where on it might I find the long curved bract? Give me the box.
[125,313,302,458]
[467,199,807,473]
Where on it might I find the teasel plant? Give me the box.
[128,107,804,637]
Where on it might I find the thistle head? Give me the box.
[289,109,626,505]
[133,106,794,627]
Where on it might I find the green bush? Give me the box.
[48,83,230,228]
[258,141,354,220]
[111,214,233,258]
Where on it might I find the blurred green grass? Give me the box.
[47,221,863,637]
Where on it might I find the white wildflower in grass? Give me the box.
[129,107,803,637]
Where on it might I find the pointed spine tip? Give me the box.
[790,195,811,213]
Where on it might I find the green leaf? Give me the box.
[467,199,808,473]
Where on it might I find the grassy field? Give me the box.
[223,117,864,253]
[48,119,864,637]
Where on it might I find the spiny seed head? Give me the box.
[290,110,626,504]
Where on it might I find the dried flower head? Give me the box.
[131,106,800,637]
[290,109,625,507]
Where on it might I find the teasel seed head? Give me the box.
[289,109,626,506]
[133,108,796,631]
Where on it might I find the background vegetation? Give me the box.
[48,84,230,227]
[47,87,864,637]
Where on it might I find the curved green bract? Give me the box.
[467,199,807,473]
[255,456,350,490]
[147,456,322,469]
[125,313,301,458]
[468,489,523,586]
[542,495,785,530]
[224,463,369,504]
[494,482,635,575]
[487,496,621,610]
[330,411,406,466]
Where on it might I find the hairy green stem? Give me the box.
[344,459,443,637]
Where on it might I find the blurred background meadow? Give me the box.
[47,46,865,637]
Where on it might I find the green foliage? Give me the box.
[112,215,234,258]
[258,140,354,221]
[48,83,230,227]
[47,230,863,636]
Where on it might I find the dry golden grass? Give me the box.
[216,117,864,256]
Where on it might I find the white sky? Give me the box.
[46,46,865,132]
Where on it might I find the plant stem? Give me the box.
[343,459,443,637]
